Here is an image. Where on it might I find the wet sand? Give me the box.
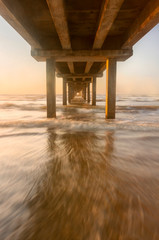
[0,95,159,240]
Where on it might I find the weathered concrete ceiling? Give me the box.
[0,0,159,80]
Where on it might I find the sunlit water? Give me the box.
[0,94,159,240]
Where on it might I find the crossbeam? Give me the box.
[67,80,91,84]
[31,49,133,62]
[57,73,103,78]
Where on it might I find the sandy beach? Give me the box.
[0,94,159,239]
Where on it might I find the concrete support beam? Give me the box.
[67,80,91,84]
[87,83,90,103]
[63,78,67,105]
[84,0,124,74]
[85,62,93,74]
[98,63,106,74]
[83,85,86,101]
[82,88,84,99]
[86,84,88,102]
[71,87,74,100]
[122,0,159,48]
[68,62,74,74]
[57,73,102,78]
[106,59,117,119]
[31,49,133,62]
[46,0,71,49]
[68,84,71,104]
[92,77,96,106]
[93,0,125,49]
[0,0,41,48]
[46,58,56,118]
[68,84,74,103]
[46,0,75,74]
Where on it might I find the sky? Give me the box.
[0,16,159,95]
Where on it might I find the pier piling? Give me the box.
[63,78,67,105]
[92,77,96,106]
[106,59,117,119]
[46,58,56,118]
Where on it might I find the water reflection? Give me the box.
[13,129,159,240]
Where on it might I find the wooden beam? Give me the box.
[0,0,41,48]
[31,49,133,62]
[84,0,124,74]
[122,0,159,48]
[57,73,103,78]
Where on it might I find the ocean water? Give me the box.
[0,94,159,240]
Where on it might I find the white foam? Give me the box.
[0,117,159,133]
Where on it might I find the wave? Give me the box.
[0,94,46,101]
[117,105,159,112]
[0,118,159,132]
[96,99,105,102]
[0,132,45,138]
[0,102,46,111]
[1,101,159,112]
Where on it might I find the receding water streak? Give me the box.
[0,94,159,240]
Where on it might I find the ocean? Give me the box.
[0,94,159,240]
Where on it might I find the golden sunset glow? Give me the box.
[0,17,159,95]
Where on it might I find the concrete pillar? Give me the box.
[82,87,84,99]
[70,86,74,101]
[72,87,75,99]
[86,84,88,101]
[69,84,74,103]
[87,83,90,103]
[46,58,56,118]
[68,84,71,104]
[63,78,67,105]
[92,77,96,106]
[83,85,86,100]
[106,59,117,119]
[74,89,77,98]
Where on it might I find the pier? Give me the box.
[0,0,159,118]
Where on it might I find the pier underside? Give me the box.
[0,0,159,118]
